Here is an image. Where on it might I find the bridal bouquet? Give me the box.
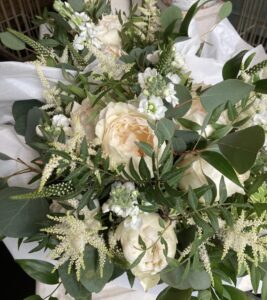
[1,0,267,299]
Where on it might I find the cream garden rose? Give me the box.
[114,213,177,291]
[95,102,159,170]
[96,15,122,56]
[179,153,250,200]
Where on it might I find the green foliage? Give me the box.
[16,259,59,284]
[254,79,267,94]
[166,85,192,118]
[218,126,265,174]
[161,266,211,290]
[0,32,25,50]
[223,50,248,80]
[218,1,233,20]
[80,247,114,293]
[179,1,200,36]
[59,262,91,300]
[0,187,49,238]
[156,287,192,300]
[200,79,254,113]
[12,100,42,136]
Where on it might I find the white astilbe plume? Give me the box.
[199,244,214,285]
[87,43,133,79]
[42,211,108,280]
[136,0,160,43]
[219,211,267,274]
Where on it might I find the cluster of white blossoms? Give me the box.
[137,67,179,120]
[54,0,122,54]
[102,182,141,228]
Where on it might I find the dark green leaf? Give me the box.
[16,259,58,284]
[59,262,91,300]
[0,31,25,50]
[248,173,267,195]
[223,285,250,300]
[244,53,256,69]
[223,50,248,80]
[262,274,267,300]
[254,79,267,94]
[219,176,227,203]
[157,287,192,300]
[80,247,114,293]
[125,270,135,288]
[39,39,60,48]
[25,107,43,144]
[0,187,49,238]
[0,153,12,160]
[188,187,198,210]
[136,141,154,157]
[218,126,265,174]
[179,1,200,36]
[130,252,146,269]
[12,100,42,136]
[178,118,201,131]
[200,79,254,113]
[200,151,241,186]
[250,265,261,294]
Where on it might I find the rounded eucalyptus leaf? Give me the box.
[0,187,49,238]
[0,32,25,50]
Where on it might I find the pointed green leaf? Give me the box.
[16,259,58,285]
[223,50,248,80]
[0,32,26,50]
[254,79,267,94]
[200,151,241,186]
[218,126,265,174]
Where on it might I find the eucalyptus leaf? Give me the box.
[161,5,182,30]
[16,259,59,284]
[12,100,42,136]
[59,262,91,300]
[80,246,114,293]
[218,126,265,174]
[0,187,49,238]
[200,79,254,113]
[218,1,233,20]
[156,287,192,300]
[68,0,84,12]
[0,31,25,50]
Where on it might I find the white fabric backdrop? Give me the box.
[1,1,267,299]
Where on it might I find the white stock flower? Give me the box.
[95,102,161,171]
[163,83,179,107]
[115,213,177,291]
[52,114,70,128]
[102,182,141,229]
[138,94,167,120]
[166,73,181,84]
[138,68,158,89]
[178,153,250,201]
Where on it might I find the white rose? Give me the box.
[95,102,161,171]
[96,15,122,56]
[178,153,250,200]
[115,213,177,291]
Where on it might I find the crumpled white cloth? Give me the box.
[1,1,267,298]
